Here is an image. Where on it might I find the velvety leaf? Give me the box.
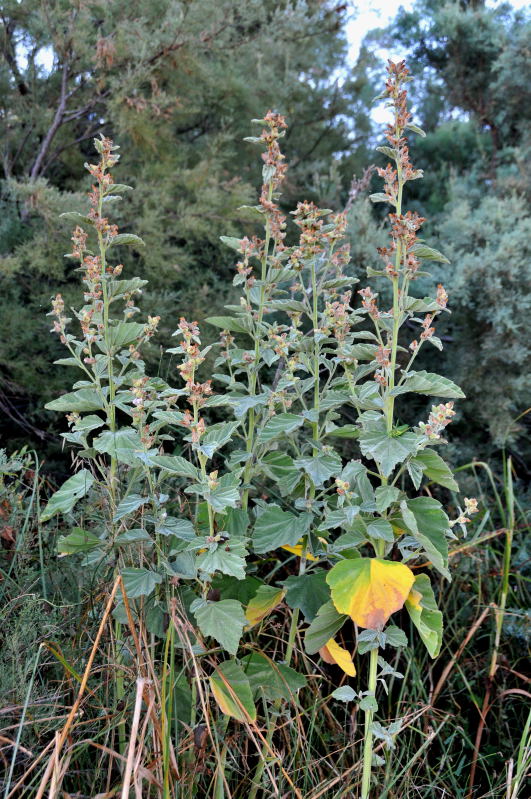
[113,494,148,521]
[411,243,449,263]
[40,469,95,521]
[93,428,143,465]
[57,527,102,555]
[359,430,423,477]
[196,538,247,580]
[150,455,199,480]
[252,505,311,554]
[191,598,246,655]
[283,571,331,621]
[210,659,256,722]
[245,585,285,628]
[256,413,303,443]
[294,451,342,487]
[400,497,451,579]
[45,388,104,412]
[375,485,400,513]
[327,557,415,629]
[411,449,459,492]
[205,315,250,334]
[367,519,395,542]
[157,516,195,540]
[405,573,443,658]
[107,233,145,248]
[261,452,301,495]
[197,421,240,458]
[331,685,357,702]
[304,600,348,654]
[121,567,162,599]
[240,652,306,702]
[390,370,464,399]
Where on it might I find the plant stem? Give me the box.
[361,646,379,799]
[242,181,273,511]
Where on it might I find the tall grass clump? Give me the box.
[28,60,494,798]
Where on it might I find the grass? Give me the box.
[0,450,529,797]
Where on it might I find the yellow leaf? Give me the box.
[407,587,423,612]
[326,557,415,629]
[281,539,318,561]
[319,637,356,676]
[245,585,285,629]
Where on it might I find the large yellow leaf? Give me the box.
[326,557,415,629]
[319,637,356,676]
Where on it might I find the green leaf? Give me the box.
[107,277,148,300]
[359,430,423,477]
[390,371,465,399]
[384,626,408,648]
[115,528,152,545]
[326,424,360,439]
[205,316,250,334]
[157,516,195,540]
[304,600,348,655]
[105,183,133,195]
[367,519,395,542]
[375,485,400,513]
[40,469,95,521]
[411,449,459,492]
[71,414,105,433]
[211,574,262,605]
[294,451,342,487]
[60,211,93,224]
[411,243,450,263]
[252,505,311,554]
[191,598,246,655]
[197,421,240,458]
[219,235,243,252]
[113,494,148,522]
[405,123,426,137]
[107,233,145,248]
[240,652,306,702]
[121,567,162,599]
[261,452,301,495]
[150,455,199,480]
[45,388,104,412]
[405,573,443,658]
[93,428,143,465]
[370,192,394,205]
[400,498,451,580]
[57,527,102,555]
[210,659,256,722]
[331,686,357,702]
[227,394,268,418]
[196,539,247,580]
[283,571,331,622]
[207,475,241,512]
[257,413,303,444]
[103,321,147,351]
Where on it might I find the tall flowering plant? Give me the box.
[41,61,478,797]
